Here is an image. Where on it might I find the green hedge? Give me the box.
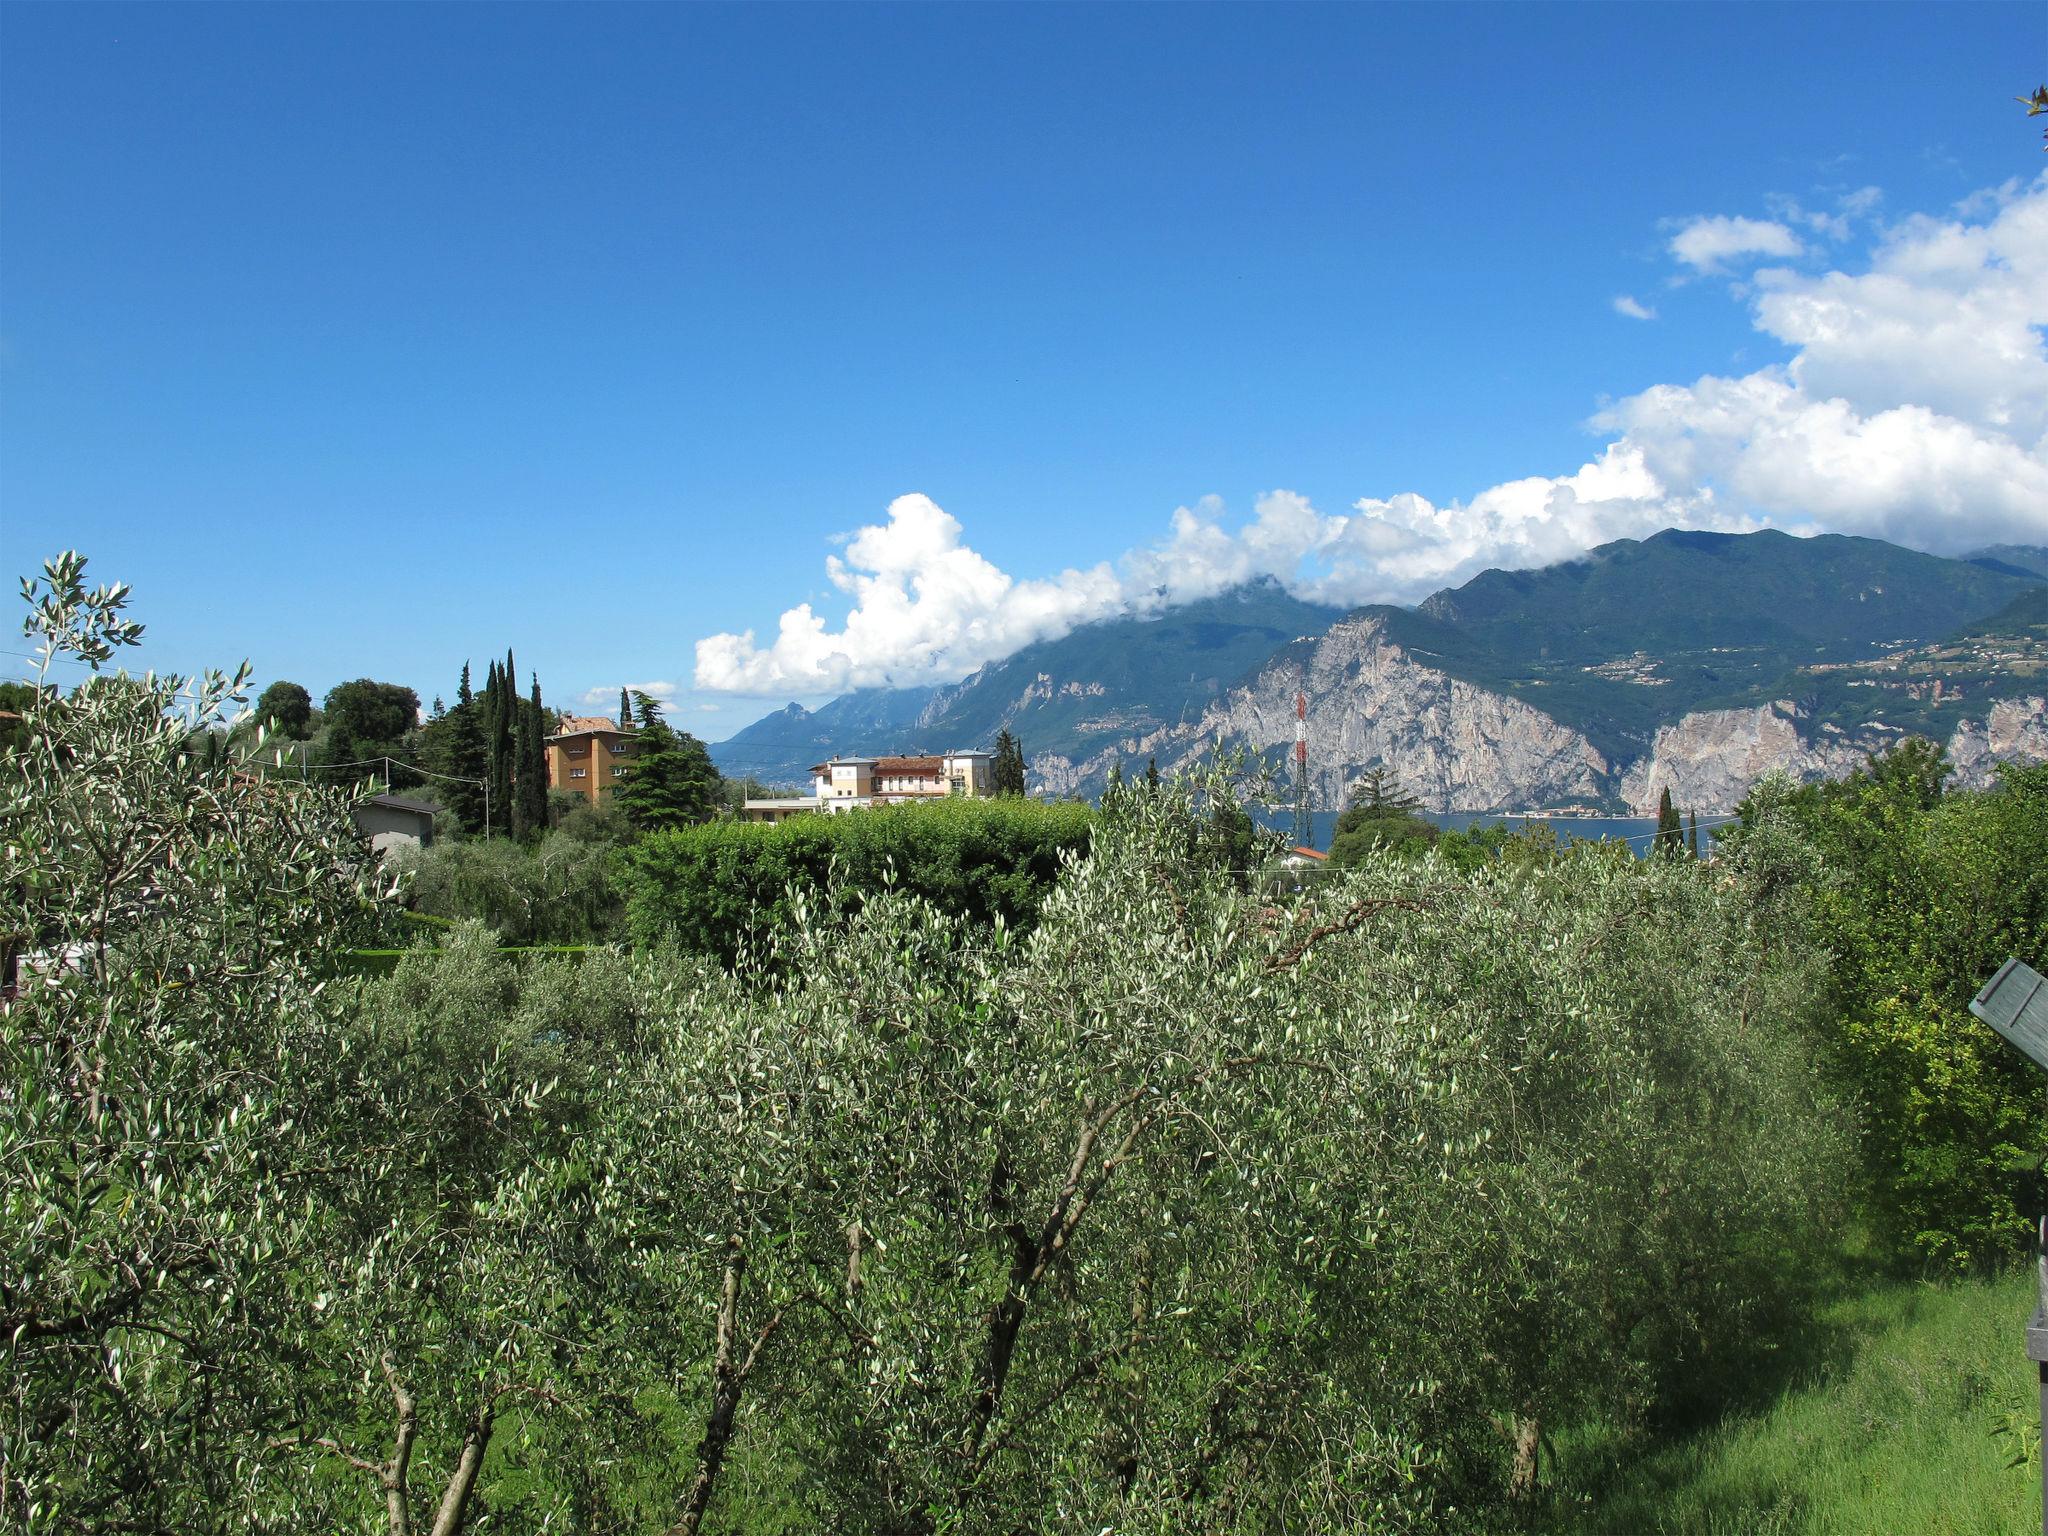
[613,797,1095,962]
[340,944,596,976]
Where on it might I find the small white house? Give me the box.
[739,750,999,821]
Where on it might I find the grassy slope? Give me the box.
[1541,1266,2039,1535]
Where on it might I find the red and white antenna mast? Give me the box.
[1291,690,1312,847]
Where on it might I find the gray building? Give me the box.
[352,793,439,855]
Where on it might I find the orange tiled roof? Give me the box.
[873,756,944,776]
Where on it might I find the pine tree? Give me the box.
[1328,764,1436,867]
[1343,766,1422,819]
[615,690,722,831]
[422,661,488,834]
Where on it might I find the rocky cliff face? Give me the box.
[1031,615,1611,811]
[1618,703,1890,813]
[1024,618,2048,814]
[1941,697,2048,791]
[1618,696,2048,811]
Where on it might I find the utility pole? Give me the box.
[1291,690,1313,849]
[1970,958,2048,1536]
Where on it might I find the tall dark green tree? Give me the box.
[1654,786,1684,860]
[1328,764,1435,867]
[486,659,514,839]
[254,680,313,737]
[516,673,550,838]
[991,730,1027,797]
[318,678,419,780]
[421,662,488,834]
[1687,809,1700,859]
[619,685,632,730]
[1344,766,1422,818]
[615,691,721,831]
[0,679,41,756]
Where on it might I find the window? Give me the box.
[566,745,589,758]
[570,768,587,779]
[612,766,626,777]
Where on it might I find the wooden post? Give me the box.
[2032,1214,2048,1536]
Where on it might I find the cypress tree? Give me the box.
[619,686,632,731]
[991,730,1027,797]
[1654,786,1683,861]
[1687,809,1700,859]
[486,659,514,839]
[518,673,550,836]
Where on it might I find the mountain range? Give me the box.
[711,530,2048,813]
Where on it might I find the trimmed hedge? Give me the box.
[613,797,1095,962]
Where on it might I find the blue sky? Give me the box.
[4,2,2044,736]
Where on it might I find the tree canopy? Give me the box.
[255,678,313,736]
[1328,764,1437,866]
[322,677,421,766]
[612,691,721,832]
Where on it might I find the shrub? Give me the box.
[392,827,626,945]
[612,796,1095,961]
[1731,751,2048,1265]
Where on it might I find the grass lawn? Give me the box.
[1540,1266,2041,1535]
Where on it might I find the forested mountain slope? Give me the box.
[715,530,2048,809]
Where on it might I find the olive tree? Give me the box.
[1,554,386,1529]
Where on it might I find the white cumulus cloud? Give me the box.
[696,175,2048,697]
[1612,294,1658,320]
[1668,214,1805,273]
[694,495,1128,694]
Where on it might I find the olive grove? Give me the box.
[4,554,1855,1532]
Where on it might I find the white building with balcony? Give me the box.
[740,750,996,822]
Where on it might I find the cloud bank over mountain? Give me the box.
[696,174,2048,696]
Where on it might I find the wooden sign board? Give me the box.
[1971,958,2048,1075]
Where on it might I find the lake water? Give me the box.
[1250,808,1728,859]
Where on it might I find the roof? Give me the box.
[810,752,991,775]
[1286,846,1328,861]
[364,793,440,816]
[548,714,630,741]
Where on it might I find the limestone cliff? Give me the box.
[1025,618,2048,814]
[1619,696,2048,812]
[1031,615,1611,811]
[1618,703,1889,814]
[1936,697,2048,791]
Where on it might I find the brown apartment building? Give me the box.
[547,713,637,805]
